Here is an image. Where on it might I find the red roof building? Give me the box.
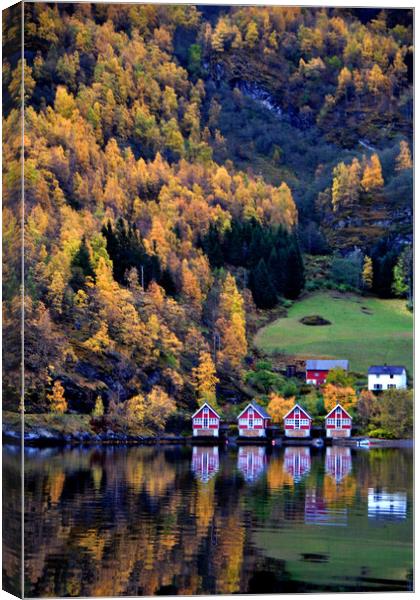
[324,404,352,438]
[283,404,312,438]
[237,402,271,438]
[306,359,349,386]
[191,402,220,437]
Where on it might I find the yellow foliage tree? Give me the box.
[323,383,356,413]
[217,273,247,370]
[267,393,295,424]
[47,270,65,315]
[181,259,203,316]
[92,396,104,417]
[395,140,412,172]
[361,154,384,192]
[362,255,373,289]
[191,351,219,402]
[145,386,177,431]
[125,393,146,424]
[48,380,68,414]
[83,321,114,354]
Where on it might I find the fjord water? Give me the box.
[9,444,412,596]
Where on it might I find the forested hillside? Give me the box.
[2,4,413,424]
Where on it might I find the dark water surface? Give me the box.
[6,444,413,596]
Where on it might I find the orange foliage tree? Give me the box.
[267,393,295,424]
[323,383,357,413]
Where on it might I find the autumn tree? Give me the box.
[361,154,384,192]
[144,386,177,431]
[362,255,373,289]
[48,381,68,414]
[326,367,355,387]
[181,259,203,317]
[356,389,379,431]
[92,396,104,417]
[191,351,219,403]
[47,271,65,315]
[216,273,247,370]
[267,393,295,424]
[375,389,413,438]
[245,21,259,48]
[125,393,146,425]
[323,383,357,413]
[395,140,412,172]
[331,158,361,212]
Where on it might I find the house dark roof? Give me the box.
[368,365,406,376]
[250,402,270,419]
[237,402,271,420]
[306,359,349,371]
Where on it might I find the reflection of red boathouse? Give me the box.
[325,447,352,483]
[283,447,311,483]
[191,446,219,483]
[237,446,267,482]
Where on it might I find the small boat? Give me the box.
[312,438,324,448]
[357,439,370,448]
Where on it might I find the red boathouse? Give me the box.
[283,404,312,438]
[325,404,352,438]
[306,359,349,386]
[192,402,220,437]
[237,402,271,438]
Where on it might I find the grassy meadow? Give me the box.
[254,292,413,375]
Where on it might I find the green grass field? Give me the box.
[254,292,413,374]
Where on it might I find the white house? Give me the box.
[368,365,407,391]
[191,402,220,437]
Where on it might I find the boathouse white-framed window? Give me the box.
[203,408,209,428]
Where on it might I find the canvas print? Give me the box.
[2,2,413,597]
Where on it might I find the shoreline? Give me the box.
[2,429,413,449]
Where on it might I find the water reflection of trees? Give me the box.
[19,445,413,597]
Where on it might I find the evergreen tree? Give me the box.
[284,238,305,299]
[202,224,224,268]
[70,236,95,290]
[372,249,399,298]
[249,259,277,309]
[267,247,286,295]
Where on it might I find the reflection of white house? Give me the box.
[368,489,407,520]
[305,489,348,527]
[283,447,311,483]
[237,446,267,482]
[368,365,407,391]
[325,447,352,484]
[191,446,219,483]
